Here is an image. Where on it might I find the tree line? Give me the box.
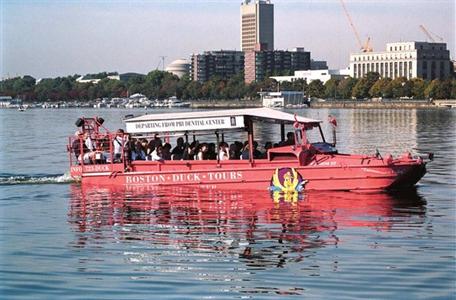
[1,70,455,102]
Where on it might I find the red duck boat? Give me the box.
[67,108,430,192]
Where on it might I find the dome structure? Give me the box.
[165,59,190,78]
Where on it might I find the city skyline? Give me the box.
[1,0,454,79]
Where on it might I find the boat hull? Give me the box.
[73,155,426,192]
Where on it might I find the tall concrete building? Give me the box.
[349,41,451,80]
[240,0,274,51]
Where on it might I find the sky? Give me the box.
[1,0,454,79]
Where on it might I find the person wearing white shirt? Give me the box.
[218,142,229,161]
[113,129,126,162]
[150,145,164,161]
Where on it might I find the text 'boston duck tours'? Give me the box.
[67,107,432,192]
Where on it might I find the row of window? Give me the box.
[353,61,414,79]
[389,45,413,51]
[353,53,415,62]
[388,44,445,51]
[353,60,448,79]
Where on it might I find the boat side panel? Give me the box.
[81,162,417,191]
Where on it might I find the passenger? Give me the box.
[171,137,185,160]
[162,143,172,160]
[150,144,164,161]
[84,132,95,152]
[79,132,96,164]
[91,136,107,164]
[262,142,273,159]
[183,141,198,160]
[196,143,209,160]
[72,131,85,164]
[229,141,243,159]
[281,132,295,146]
[229,143,238,160]
[218,142,229,161]
[131,141,146,161]
[235,141,243,155]
[240,141,261,160]
[140,138,149,151]
[252,141,262,159]
[207,143,217,160]
[240,141,249,160]
[146,139,155,160]
[113,129,126,162]
[151,134,162,149]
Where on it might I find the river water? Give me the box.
[0,108,455,299]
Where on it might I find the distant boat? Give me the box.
[167,96,191,108]
[18,105,27,112]
[261,91,308,108]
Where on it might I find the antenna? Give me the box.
[156,56,167,70]
[160,56,166,71]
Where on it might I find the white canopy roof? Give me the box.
[124,107,321,134]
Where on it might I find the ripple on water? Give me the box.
[0,108,455,299]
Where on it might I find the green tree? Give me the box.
[184,80,202,100]
[369,78,391,98]
[424,79,440,99]
[291,78,307,94]
[410,78,426,99]
[451,79,456,99]
[226,72,246,99]
[351,78,369,99]
[352,72,380,99]
[324,79,339,99]
[434,80,452,99]
[337,77,357,99]
[307,80,325,98]
[389,77,412,98]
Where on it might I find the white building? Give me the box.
[271,69,350,84]
[165,59,190,78]
[350,41,451,80]
[261,91,305,108]
[76,75,119,84]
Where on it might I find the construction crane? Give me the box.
[419,25,444,42]
[339,0,373,52]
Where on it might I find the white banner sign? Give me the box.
[126,116,245,133]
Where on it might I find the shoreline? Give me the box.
[3,99,455,110]
[190,99,455,109]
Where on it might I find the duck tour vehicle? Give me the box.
[67,108,430,192]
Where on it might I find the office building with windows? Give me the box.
[349,41,451,80]
[190,50,245,82]
[241,0,274,51]
[244,47,311,83]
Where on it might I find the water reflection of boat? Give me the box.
[68,185,426,268]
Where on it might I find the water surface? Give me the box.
[0,108,455,299]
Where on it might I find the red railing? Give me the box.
[68,117,129,169]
